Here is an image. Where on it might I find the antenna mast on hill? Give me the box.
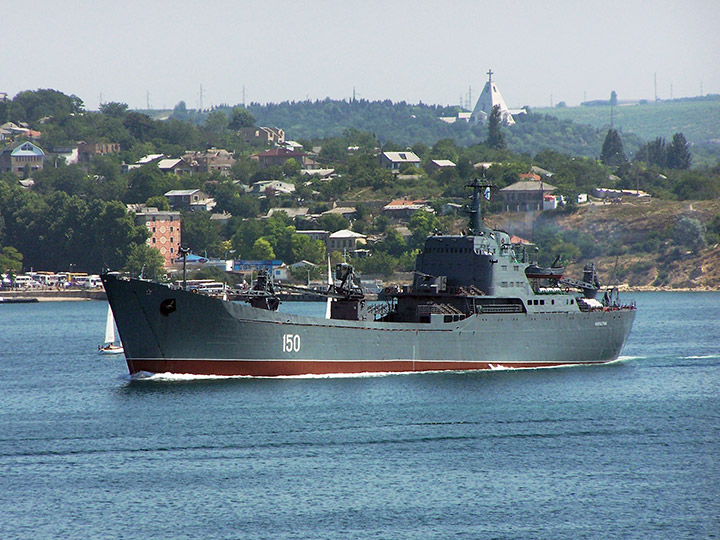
[654,73,658,102]
[146,91,151,110]
[242,85,246,107]
[199,84,205,111]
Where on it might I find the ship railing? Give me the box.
[474,304,524,314]
[417,303,464,316]
[368,302,392,320]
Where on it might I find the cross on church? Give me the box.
[487,69,493,83]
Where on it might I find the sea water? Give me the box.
[0,293,718,540]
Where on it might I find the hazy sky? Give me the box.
[4,0,719,111]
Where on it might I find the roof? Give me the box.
[321,206,356,216]
[329,229,366,239]
[510,235,533,245]
[254,147,305,158]
[500,181,556,192]
[300,168,335,177]
[157,158,185,169]
[136,153,165,164]
[266,207,309,218]
[0,140,45,157]
[431,159,456,167]
[383,199,431,211]
[164,189,202,196]
[381,151,420,163]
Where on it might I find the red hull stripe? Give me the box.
[126,358,606,377]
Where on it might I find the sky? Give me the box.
[3,0,719,111]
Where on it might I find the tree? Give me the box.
[100,102,129,118]
[635,137,666,168]
[250,237,275,260]
[600,129,627,167]
[0,246,23,273]
[11,89,84,122]
[318,213,350,233]
[181,211,223,256]
[673,216,706,254]
[145,196,170,210]
[228,107,255,130]
[666,133,692,170]
[123,112,156,141]
[283,158,301,177]
[408,210,441,248]
[124,244,166,279]
[487,105,506,150]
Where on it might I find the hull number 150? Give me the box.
[282,334,301,353]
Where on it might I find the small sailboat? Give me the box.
[98,305,124,354]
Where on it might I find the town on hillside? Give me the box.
[1,80,719,292]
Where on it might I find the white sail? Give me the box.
[104,305,116,344]
[99,305,123,353]
[325,256,332,319]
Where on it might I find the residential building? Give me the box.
[382,199,434,220]
[0,141,45,177]
[327,229,367,254]
[134,207,182,268]
[378,151,421,171]
[296,230,330,243]
[182,148,236,175]
[77,142,121,163]
[157,158,193,176]
[498,180,557,212]
[321,206,357,220]
[250,180,296,196]
[427,159,456,174]
[238,126,285,145]
[252,147,307,169]
[164,189,216,211]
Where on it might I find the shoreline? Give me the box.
[0,290,107,302]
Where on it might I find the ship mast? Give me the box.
[466,170,494,235]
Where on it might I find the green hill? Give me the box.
[533,96,720,144]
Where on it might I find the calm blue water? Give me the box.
[1,293,718,540]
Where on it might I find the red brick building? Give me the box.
[134,208,182,268]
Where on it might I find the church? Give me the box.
[471,70,526,126]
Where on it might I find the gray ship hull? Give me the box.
[102,274,635,377]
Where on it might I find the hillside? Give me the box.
[533,97,720,144]
[491,199,720,290]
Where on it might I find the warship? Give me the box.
[102,178,636,377]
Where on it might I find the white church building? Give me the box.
[471,70,526,126]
